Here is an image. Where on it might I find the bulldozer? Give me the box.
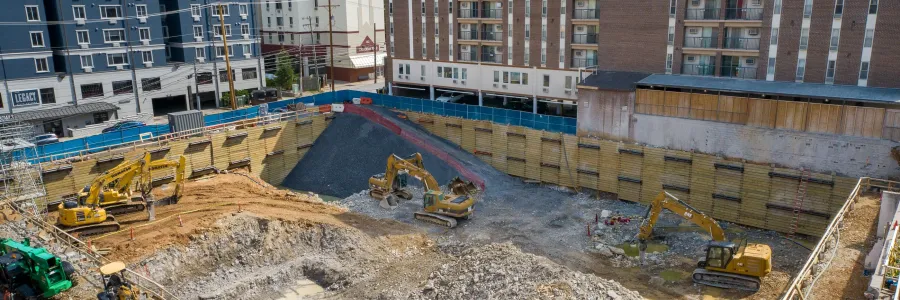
[368,153,478,228]
[636,191,772,292]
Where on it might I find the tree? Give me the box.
[272,51,296,91]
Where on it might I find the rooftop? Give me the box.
[10,102,119,122]
[578,71,652,92]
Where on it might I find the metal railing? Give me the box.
[720,66,757,79]
[724,37,761,50]
[686,8,720,20]
[573,9,599,19]
[458,51,477,62]
[481,53,502,63]
[458,30,479,40]
[572,33,598,44]
[681,64,716,76]
[482,8,503,19]
[481,31,503,41]
[725,7,763,20]
[458,9,478,18]
[571,58,597,68]
[684,36,717,48]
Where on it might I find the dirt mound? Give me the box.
[281,113,461,198]
[421,242,643,300]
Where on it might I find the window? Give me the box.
[81,83,103,98]
[503,71,509,83]
[667,27,675,45]
[104,29,126,43]
[799,29,809,50]
[774,0,782,14]
[290,17,294,27]
[196,72,212,85]
[240,4,249,15]
[40,88,55,104]
[139,28,151,41]
[510,72,521,84]
[277,17,283,26]
[795,58,806,81]
[100,5,122,19]
[398,64,404,75]
[436,27,439,36]
[112,80,133,95]
[25,6,40,22]
[869,0,878,14]
[193,26,203,38]
[421,1,425,15]
[276,2,282,9]
[525,27,530,38]
[435,47,439,57]
[542,0,547,16]
[825,60,836,83]
[212,4,230,16]
[462,69,467,80]
[522,73,528,84]
[142,51,153,63]
[542,75,550,87]
[315,17,320,27]
[242,44,251,55]
[107,53,128,66]
[216,46,234,57]
[267,17,271,27]
[803,0,812,17]
[136,5,148,18]
[493,71,500,83]
[389,2,393,15]
[770,28,778,45]
[508,24,513,37]
[449,0,453,14]
[665,53,673,72]
[219,69,236,82]
[73,6,86,20]
[93,112,110,124]
[541,25,547,41]
[859,62,870,80]
[140,78,161,92]
[195,48,205,60]
[453,67,459,79]
[30,32,44,48]
[390,22,394,34]
[34,58,48,73]
[541,51,546,64]
[434,0,438,15]
[525,0,530,16]
[191,5,201,17]
[864,29,875,47]
[80,55,93,68]
[767,57,776,76]
[242,68,258,80]
[834,0,843,16]
[524,48,530,64]
[213,25,232,37]
[76,30,90,44]
[278,33,284,42]
[565,76,573,89]
[829,29,840,50]
[669,0,677,17]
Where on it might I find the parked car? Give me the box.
[33,133,59,146]
[102,121,146,133]
[435,93,464,103]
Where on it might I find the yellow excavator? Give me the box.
[637,191,772,292]
[368,153,478,228]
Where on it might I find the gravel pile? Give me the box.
[419,242,644,300]
[282,113,460,198]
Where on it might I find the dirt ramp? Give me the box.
[282,113,461,198]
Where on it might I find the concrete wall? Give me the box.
[632,113,900,178]
[576,89,632,140]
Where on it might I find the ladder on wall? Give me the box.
[789,168,810,237]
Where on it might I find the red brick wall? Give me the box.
[868,0,900,88]
[833,0,868,85]
[774,0,803,82]
[597,0,668,73]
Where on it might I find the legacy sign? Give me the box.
[10,89,40,107]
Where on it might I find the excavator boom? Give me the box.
[637,191,726,242]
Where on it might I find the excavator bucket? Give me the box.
[379,195,399,210]
[448,177,478,196]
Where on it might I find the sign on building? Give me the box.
[356,37,380,54]
[10,89,40,107]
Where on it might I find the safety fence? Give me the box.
[400,110,857,237]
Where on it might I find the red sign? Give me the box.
[356,36,380,53]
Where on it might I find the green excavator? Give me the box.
[0,238,76,299]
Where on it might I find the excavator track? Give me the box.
[691,268,761,292]
[369,189,388,201]
[104,202,147,216]
[62,220,122,237]
[414,212,458,228]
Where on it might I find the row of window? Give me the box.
[397,63,573,90]
[192,24,252,38]
[77,67,257,99]
[189,4,250,17]
[267,16,306,28]
[436,66,468,80]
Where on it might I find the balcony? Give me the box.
[725,8,763,20]
[572,33,598,44]
[683,36,717,49]
[482,8,502,19]
[458,30,479,40]
[459,9,478,18]
[458,51,477,62]
[573,9,599,20]
[481,53,502,63]
[686,8,720,20]
[724,37,760,50]
[720,66,757,79]
[682,64,716,76]
[571,58,597,68]
[481,31,503,41]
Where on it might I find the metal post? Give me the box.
[122,0,141,114]
[56,0,78,107]
[186,86,192,110]
[374,23,378,84]
[478,90,483,106]
[193,61,201,110]
[206,0,221,106]
[429,85,435,101]
[219,4,237,110]
[254,0,264,87]
[533,95,538,114]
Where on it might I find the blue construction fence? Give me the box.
[34,90,575,159]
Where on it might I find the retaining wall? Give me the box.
[403,110,856,237]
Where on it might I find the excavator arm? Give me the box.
[141,155,187,198]
[637,191,727,242]
[83,153,151,208]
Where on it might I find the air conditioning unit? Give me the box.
[193,16,201,22]
[115,65,124,70]
[244,53,251,58]
[113,42,121,47]
[691,0,700,6]
[502,84,507,89]
[453,80,457,83]
[576,1,585,8]
[542,87,550,93]
[493,83,498,87]
[83,67,92,73]
[495,24,502,31]
[241,15,248,20]
[198,57,205,63]
[748,28,760,36]
[421,77,425,81]
[242,34,250,39]
[75,19,85,25]
[138,17,147,24]
[108,19,117,25]
[575,50,583,56]
[688,28,699,34]
[576,26,584,31]
[144,62,153,68]
[687,56,696,62]
[461,45,469,51]
[461,81,466,85]
[746,58,756,65]
[564,90,572,95]
[195,37,203,42]
[141,40,150,46]
[79,44,89,49]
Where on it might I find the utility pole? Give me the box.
[55,0,77,107]
[219,4,237,110]
[373,23,377,84]
[122,0,141,113]
[193,61,201,110]
[302,17,319,88]
[318,2,340,99]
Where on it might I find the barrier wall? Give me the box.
[38,114,329,209]
[403,110,856,237]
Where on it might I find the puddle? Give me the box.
[616,243,670,257]
[659,269,688,282]
[277,278,325,299]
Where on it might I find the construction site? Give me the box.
[0,93,896,300]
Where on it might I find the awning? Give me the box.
[11,102,119,122]
[342,52,388,69]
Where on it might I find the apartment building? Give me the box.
[260,0,386,82]
[0,0,264,137]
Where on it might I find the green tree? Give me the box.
[272,51,296,91]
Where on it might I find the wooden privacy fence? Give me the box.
[405,110,856,237]
[636,89,894,139]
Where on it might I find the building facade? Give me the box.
[0,0,264,137]
[260,0,386,82]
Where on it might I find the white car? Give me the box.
[435,93,464,103]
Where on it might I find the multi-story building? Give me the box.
[0,0,264,137]
[260,0,386,82]
[384,0,900,115]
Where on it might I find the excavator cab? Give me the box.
[423,191,441,209]
[701,241,736,269]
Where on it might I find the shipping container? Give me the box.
[168,110,205,133]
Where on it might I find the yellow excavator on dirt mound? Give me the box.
[368,153,478,228]
[637,191,772,292]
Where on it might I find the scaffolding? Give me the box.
[0,117,45,218]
